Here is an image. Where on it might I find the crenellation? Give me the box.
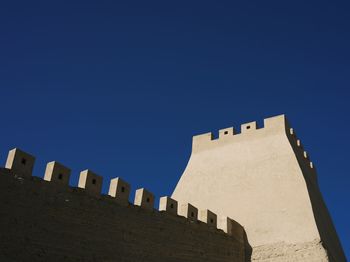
[0,147,238,238]
[78,170,103,195]
[0,147,248,247]
[219,217,233,236]
[0,169,245,262]
[108,177,130,205]
[159,196,178,215]
[5,148,35,177]
[289,127,295,136]
[219,127,235,138]
[134,188,155,211]
[296,139,302,147]
[192,115,292,152]
[263,114,289,131]
[44,161,71,185]
[241,121,257,133]
[199,209,217,228]
[218,217,245,244]
[192,132,214,152]
[179,203,198,221]
[193,132,213,143]
[288,128,316,171]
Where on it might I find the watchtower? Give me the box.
[172,114,345,261]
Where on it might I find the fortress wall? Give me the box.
[172,115,320,245]
[172,115,346,261]
[287,127,346,262]
[0,168,244,262]
[0,114,346,262]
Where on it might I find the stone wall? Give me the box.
[251,240,329,262]
[0,169,245,262]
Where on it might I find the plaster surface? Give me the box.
[172,114,345,261]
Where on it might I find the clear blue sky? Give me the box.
[0,0,349,257]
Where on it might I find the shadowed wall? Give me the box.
[0,169,245,262]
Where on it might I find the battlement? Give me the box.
[192,115,290,151]
[191,114,315,172]
[287,127,317,184]
[1,148,244,239]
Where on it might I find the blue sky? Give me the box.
[0,0,349,257]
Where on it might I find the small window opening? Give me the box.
[21,158,27,165]
[170,203,174,209]
[121,186,125,193]
[210,219,214,223]
[146,197,150,203]
[191,212,194,217]
[58,174,63,180]
[92,179,96,185]
[224,131,228,135]
[246,125,251,129]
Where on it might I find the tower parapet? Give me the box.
[192,115,293,153]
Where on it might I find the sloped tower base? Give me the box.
[172,115,346,261]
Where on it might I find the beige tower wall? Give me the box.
[172,115,345,261]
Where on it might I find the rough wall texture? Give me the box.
[251,240,329,262]
[172,115,346,262]
[0,169,244,262]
